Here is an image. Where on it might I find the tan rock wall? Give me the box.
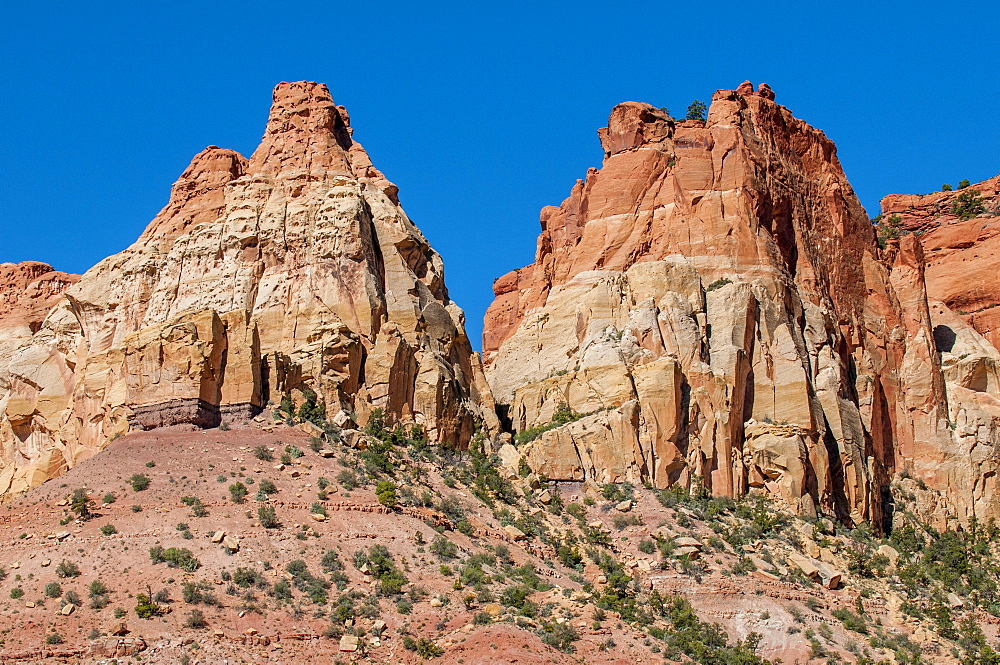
[0,82,496,495]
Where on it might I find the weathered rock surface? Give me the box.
[0,81,496,495]
[881,175,1000,349]
[484,82,1000,525]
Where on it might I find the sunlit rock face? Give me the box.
[0,81,496,495]
[484,82,1000,527]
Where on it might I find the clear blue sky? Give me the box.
[3,1,997,349]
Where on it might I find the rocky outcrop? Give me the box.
[881,175,1000,349]
[0,262,79,335]
[484,83,1000,526]
[0,81,495,496]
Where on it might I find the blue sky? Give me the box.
[2,1,997,349]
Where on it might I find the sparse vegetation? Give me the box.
[952,188,986,220]
[229,481,248,503]
[129,473,151,491]
[258,504,280,529]
[149,546,201,572]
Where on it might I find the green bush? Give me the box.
[258,504,280,529]
[45,632,64,645]
[376,480,398,508]
[129,474,151,491]
[100,524,118,536]
[134,593,162,618]
[229,482,248,503]
[354,545,407,595]
[149,546,201,572]
[185,609,208,628]
[402,636,444,658]
[952,189,986,220]
[832,607,868,634]
[253,445,273,461]
[45,582,63,598]
[706,277,732,292]
[540,621,580,652]
[430,535,458,560]
[56,560,81,578]
[10,587,24,599]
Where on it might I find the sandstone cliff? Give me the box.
[881,175,1000,349]
[484,83,1000,526]
[0,82,495,496]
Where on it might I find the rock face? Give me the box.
[0,262,79,335]
[881,175,1000,349]
[0,81,495,495]
[484,83,1000,525]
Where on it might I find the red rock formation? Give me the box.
[881,175,1000,349]
[484,82,1000,525]
[0,262,79,334]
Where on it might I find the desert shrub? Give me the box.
[430,535,458,560]
[229,482,248,503]
[182,581,217,605]
[296,388,326,426]
[69,488,94,519]
[832,607,868,634]
[402,636,444,658]
[258,504,280,529]
[258,479,278,495]
[253,445,273,461]
[100,524,118,536]
[336,469,358,490]
[233,567,268,589]
[706,277,733,292]
[354,544,407,595]
[10,587,24,599]
[102,492,116,504]
[638,539,656,554]
[56,560,81,578]
[540,621,580,652]
[149,546,201,572]
[129,473,151,491]
[45,632,64,645]
[45,582,63,598]
[952,189,986,220]
[285,445,304,459]
[134,592,162,618]
[873,213,907,249]
[185,609,208,628]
